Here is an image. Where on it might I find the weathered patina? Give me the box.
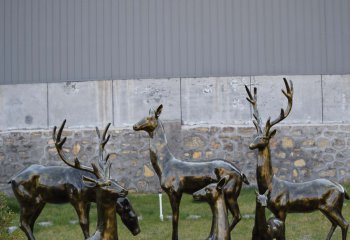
[53,120,128,240]
[246,78,349,240]
[9,165,140,240]
[252,189,285,240]
[193,174,230,240]
[133,104,249,240]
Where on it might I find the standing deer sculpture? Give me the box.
[52,120,128,240]
[246,78,349,240]
[9,164,140,240]
[252,189,285,240]
[193,174,230,240]
[133,104,249,240]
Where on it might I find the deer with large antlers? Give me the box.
[133,105,249,240]
[9,164,140,240]
[246,78,349,240]
[53,120,128,240]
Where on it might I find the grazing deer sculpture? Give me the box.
[193,174,230,240]
[52,120,128,240]
[9,164,140,240]
[133,104,249,240]
[252,189,285,240]
[246,78,349,240]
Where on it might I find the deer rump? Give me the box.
[9,164,139,235]
[269,177,349,214]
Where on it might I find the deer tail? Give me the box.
[241,173,250,185]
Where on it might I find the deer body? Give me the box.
[134,105,248,240]
[253,190,285,240]
[246,79,349,240]
[9,164,140,240]
[193,177,230,240]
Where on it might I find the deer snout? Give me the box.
[133,124,139,131]
[249,143,256,150]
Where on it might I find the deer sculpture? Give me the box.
[246,78,349,240]
[252,189,285,240]
[133,104,249,240]
[52,120,128,240]
[9,164,140,240]
[193,174,230,240]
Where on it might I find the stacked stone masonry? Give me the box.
[1,75,350,193]
[2,123,350,193]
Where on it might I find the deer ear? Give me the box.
[269,129,277,139]
[264,189,270,196]
[216,176,228,191]
[155,104,163,118]
[149,107,155,115]
[214,168,221,180]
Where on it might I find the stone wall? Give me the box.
[1,75,350,194]
[2,122,350,194]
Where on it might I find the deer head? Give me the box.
[116,198,140,236]
[193,176,229,204]
[255,189,270,207]
[133,104,163,136]
[53,120,128,199]
[245,78,293,150]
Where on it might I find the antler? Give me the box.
[265,78,293,134]
[52,120,102,178]
[96,123,112,180]
[245,85,263,134]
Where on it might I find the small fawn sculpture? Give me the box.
[133,104,249,240]
[53,120,128,240]
[252,189,285,240]
[246,78,349,240]
[193,174,230,240]
[9,164,140,240]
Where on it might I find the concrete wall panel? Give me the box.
[0,84,47,129]
[113,78,181,127]
[181,77,251,125]
[251,75,322,124]
[323,75,350,123]
[48,81,113,128]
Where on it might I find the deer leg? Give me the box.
[29,202,46,232]
[327,210,348,240]
[72,201,91,239]
[168,193,182,240]
[225,197,241,232]
[20,206,37,240]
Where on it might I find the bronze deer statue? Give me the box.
[193,174,230,240]
[252,189,285,240]
[133,104,249,240]
[52,120,128,240]
[246,78,349,240]
[9,164,140,240]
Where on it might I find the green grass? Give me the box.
[3,186,350,240]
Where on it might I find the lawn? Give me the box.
[2,186,350,240]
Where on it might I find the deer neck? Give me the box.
[256,146,273,193]
[94,193,118,240]
[149,120,173,177]
[209,196,229,240]
[255,203,268,233]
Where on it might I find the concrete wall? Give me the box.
[1,75,350,193]
[1,75,350,130]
